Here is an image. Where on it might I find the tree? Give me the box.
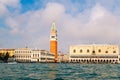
[0,53,4,60]
[4,52,9,63]
[0,52,10,62]
[0,53,2,60]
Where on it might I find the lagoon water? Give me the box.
[0,63,120,80]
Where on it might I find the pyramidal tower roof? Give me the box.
[51,22,56,31]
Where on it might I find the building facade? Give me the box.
[69,44,119,64]
[50,22,58,62]
[0,49,15,57]
[14,47,54,63]
[14,47,32,62]
[31,50,54,62]
[58,54,69,62]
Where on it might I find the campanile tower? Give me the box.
[50,22,58,62]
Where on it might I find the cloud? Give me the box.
[0,0,20,7]
[0,0,20,17]
[5,2,66,49]
[1,1,120,52]
[84,4,120,42]
[57,3,120,51]
[0,2,8,17]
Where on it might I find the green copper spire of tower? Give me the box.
[51,22,56,31]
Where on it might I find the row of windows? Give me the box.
[70,56,118,58]
[15,59,31,62]
[15,51,32,53]
[15,55,54,59]
[15,56,31,58]
[15,51,54,56]
[33,54,53,57]
[41,53,54,56]
[33,54,40,57]
[73,49,117,53]
[70,59,118,62]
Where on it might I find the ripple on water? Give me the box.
[19,77,39,80]
[54,78,64,80]
[0,63,120,80]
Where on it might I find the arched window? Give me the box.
[92,50,95,55]
[92,50,95,53]
[87,49,89,53]
[105,51,108,53]
[98,49,101,53]
[113,51,116,53]
[80,49,82,53]
[73,49,76,53]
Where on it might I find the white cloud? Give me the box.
[79,4,120,43]
[90,4,106,21]
[6,17,20,33]
[42,2,65,21]
[5,2,65,50]
[0,0,20,17]
[0,0,20,7]
[3,2,120,52]
[0,3,8,17]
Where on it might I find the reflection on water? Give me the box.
[0,63,120,80]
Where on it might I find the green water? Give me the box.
[0,63,120,80]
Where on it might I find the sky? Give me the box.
[0,0,120,53]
